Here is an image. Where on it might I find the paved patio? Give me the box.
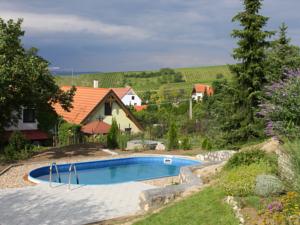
[0,182,155,225]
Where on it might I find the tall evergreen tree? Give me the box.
[266,23,300,81]
[225,0,274,143]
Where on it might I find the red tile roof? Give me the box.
[112,87,131,99]
[193,84,214,95]
[134,105,147,112]
[81,120,111,134]
[54,86,110,124]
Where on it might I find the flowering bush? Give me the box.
[259,69,300,139]
[261,192,300,225]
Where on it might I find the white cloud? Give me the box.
[0,10,150,40]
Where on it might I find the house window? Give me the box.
[23,108,35,123]
[104,102,112,115]
[131,96,135,100]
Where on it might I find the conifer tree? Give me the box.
[226,0,274,143]
[107,118,119,149]
[266,23,300,81]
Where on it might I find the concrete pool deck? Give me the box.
[0,182,155,225]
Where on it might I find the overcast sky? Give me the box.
[1,0,299,72]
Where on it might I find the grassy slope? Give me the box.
[54,65,232,95]
[134,187,238,225]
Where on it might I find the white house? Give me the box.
[113,87,142,106]
[4,108,48,142]
[93,80,142,106]
[191,84,214,101]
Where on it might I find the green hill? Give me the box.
[54,65,232,97]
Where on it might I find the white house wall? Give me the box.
[5,111,38,131]
[121,94,142,106]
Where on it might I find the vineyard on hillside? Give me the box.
[54,65,232,95]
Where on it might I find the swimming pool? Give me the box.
[28,156,200,185]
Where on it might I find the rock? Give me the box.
[261,138,281,154]
[196,150,236,162]
[254,175,285,197]
[155,143,166,151]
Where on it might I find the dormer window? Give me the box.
[23,108,35,123]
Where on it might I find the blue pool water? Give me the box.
[29,156,200,185]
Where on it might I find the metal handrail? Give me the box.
[49,162,61,187]
[68,163,79,190]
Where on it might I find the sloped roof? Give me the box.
[54,86,110,124]
[112,87,131,99]
[193,84,214,95]
[81,120,111,134]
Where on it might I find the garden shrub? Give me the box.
[219,162,275,196]
[167,122,179,150]
[261,192,300,224]
[107,118,119,149]
[224,149,277,172]
[201,138,213,151]
[58,122,82,146]
[181,136,192,150]
[259,69,300,139]
[118,133,129,150]
[4,131,33,161]
[254,175,285,197]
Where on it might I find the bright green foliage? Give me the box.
[266,23,300,82]
[219,162,275,196]
[284,140,300,192]
[167,122,179,150]
[0,18,76,132]
[107,118,119,149]
[4,131,32,161]
[201,138,213,150]
[58,122,81,146]
[224,0,274,144]
[181,136,192,150]
[134,187,239,225]
[118,133,129,150]
[225,149,277,170]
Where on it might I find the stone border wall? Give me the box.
[139,150,236,211]
[139,162,214,211]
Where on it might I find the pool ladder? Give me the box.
[68,163,79,190]
[49,162,61,187]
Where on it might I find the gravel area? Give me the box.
[0,155,115,189]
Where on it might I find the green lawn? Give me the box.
[134,187,239,225]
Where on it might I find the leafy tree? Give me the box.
[107,118,119,149]
[167,122,179,150]
[0,18,76,132]
[266,23,300,82]
[224,0,274,143]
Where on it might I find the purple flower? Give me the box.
[267,201,283,213]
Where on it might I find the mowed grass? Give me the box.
[54,65,233,94]
[133,187,239,225]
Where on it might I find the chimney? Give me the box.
[93,80,99,88]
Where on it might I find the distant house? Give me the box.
[191,84,214,101]
[54,86,143,135]
[112,87,142,106]
[4,108,49,143]
[134,105,148,112]
[92,81,142,106]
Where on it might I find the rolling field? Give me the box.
[54,65,232,95]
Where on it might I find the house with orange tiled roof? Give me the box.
[191,84,214,101]
[53,86,143,134]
